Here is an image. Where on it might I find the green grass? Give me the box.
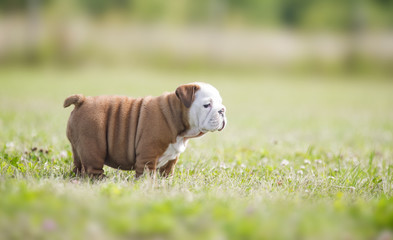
[1,67,393,239]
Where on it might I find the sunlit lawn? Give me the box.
[1,67,393,239]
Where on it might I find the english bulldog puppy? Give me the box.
[64,83,226,178]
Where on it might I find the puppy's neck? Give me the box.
[183,131,205,142]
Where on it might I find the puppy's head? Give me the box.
[176,82,226,133]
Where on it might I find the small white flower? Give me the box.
[305,189,309,193]
[315,159,323,164]
[300,165,305,169]
[360,178,368,185]
[220,163,227,169]
[327,176,335,180]
[262,157,269,164]
[281,159,289,166]
[6,142,15,149]
[334,168,339,172]
[349,186,356,191]
[59,151,68,158]
[304,159,311,165]
[297,170,303,175]
[240,164,246,168]
[70,179,80,184]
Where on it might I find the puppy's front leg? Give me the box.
[159,157,178,177]
[134,156,158,178]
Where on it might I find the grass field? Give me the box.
[1,67,393,239]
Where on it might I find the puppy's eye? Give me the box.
[203,104,211,108]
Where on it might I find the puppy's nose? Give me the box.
[218,107,225,115]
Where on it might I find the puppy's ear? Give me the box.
[176,84,200,108]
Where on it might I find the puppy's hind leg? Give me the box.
[78,142,106,179]
[71,146,82,175]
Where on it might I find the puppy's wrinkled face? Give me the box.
[189,82,226,133]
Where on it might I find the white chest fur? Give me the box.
[157,136,189,168]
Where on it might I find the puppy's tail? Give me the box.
[63,94,85,108]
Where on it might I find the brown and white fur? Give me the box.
[64,82,226,178]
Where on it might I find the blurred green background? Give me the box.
[0,0,392,73]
